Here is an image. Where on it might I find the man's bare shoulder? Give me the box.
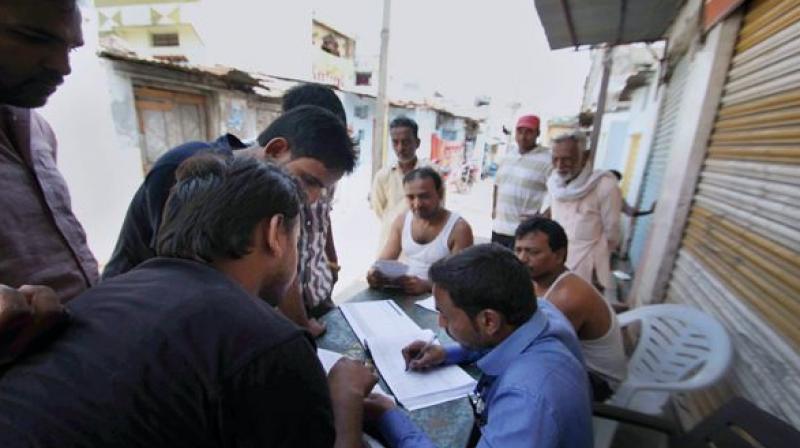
[550,273,604,308]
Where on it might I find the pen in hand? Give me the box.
[405,334,437,371]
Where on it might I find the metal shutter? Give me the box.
[665,0,800,428]
[629,55,691,267]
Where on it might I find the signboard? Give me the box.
[704,0,746,31]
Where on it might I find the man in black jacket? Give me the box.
[0,156,375,447]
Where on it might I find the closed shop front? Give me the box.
[629,55,690,267]
[665,0,800,427]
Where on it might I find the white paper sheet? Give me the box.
[340,300,421,344]
[373,260,409,279]
[367,330,477,411]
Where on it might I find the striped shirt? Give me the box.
[298,189,334,309]
[492,145,551,236]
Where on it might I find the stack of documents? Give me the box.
[340,301,476,411]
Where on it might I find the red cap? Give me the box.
[516,115,540,131]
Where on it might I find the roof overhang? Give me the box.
[534,0,684,49]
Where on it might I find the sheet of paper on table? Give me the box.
[373,260,409,279]
[415,295,438,313]
[340,300,420,344]
[340,301,476,410]
[367,329,476,411]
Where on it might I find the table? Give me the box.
[318,284,476,448]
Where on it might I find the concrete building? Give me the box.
[537,0,800,431]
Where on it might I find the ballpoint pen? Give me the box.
[362,339,374,368]
[406,333,437,371]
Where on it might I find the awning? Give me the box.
[534,0,684,49]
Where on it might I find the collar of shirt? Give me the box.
[517,145,548,156]
[476,309,549,376]
[215,133,249,150]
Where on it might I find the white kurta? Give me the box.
[549,176,622,291]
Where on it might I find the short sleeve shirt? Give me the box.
[492,146,551,236]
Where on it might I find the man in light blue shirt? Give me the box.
[364,244,593,447]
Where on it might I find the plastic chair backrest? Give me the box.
[611,304,733,413]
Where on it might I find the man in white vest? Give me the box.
[367,167,473,295]
[514,217,626,400]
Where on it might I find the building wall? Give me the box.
[112,24,206,63]
[593,110,630,172]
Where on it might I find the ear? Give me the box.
[263,214,287,257]
[263,137,292,163]
[477,309,504,337]
[556,247,568,265]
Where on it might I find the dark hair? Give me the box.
[429,244,536,326]
[256,105,356,174]
[389,116,419,140]
[514,217,568,254]
[610,169,622,181]
[403,166,442,192]
[156,156,302,262]
[282,83,347,124]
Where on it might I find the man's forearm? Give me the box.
[332,390,365,448]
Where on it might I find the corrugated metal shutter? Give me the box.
[665,0,800,428]
[629,56,690,267]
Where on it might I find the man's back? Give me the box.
[478,301,592,448]
[0,258,334,447]
[103,135,246,279]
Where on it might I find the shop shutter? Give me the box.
[629,55,691,267]
[665,0,800,428]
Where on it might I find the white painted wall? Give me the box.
[41,4,144,267]
[593,110,630,171]
[622,74,662,208]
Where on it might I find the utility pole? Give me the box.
[588,46,613,164]
[372,0,391,179]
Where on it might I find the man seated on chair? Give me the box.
[367,167,473,295]
[514,217,627,401]
[363,244,592,447]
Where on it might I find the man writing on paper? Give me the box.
[363,244,592,447]
[367,167,473,295]
[514,217,626,400]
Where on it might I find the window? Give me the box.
[151,32,179,47]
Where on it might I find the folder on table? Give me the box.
[339,301,477,411]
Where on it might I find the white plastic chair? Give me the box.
[610,303,734,414]
[593,304,733,448]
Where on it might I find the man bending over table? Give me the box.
[364,244,592,447]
